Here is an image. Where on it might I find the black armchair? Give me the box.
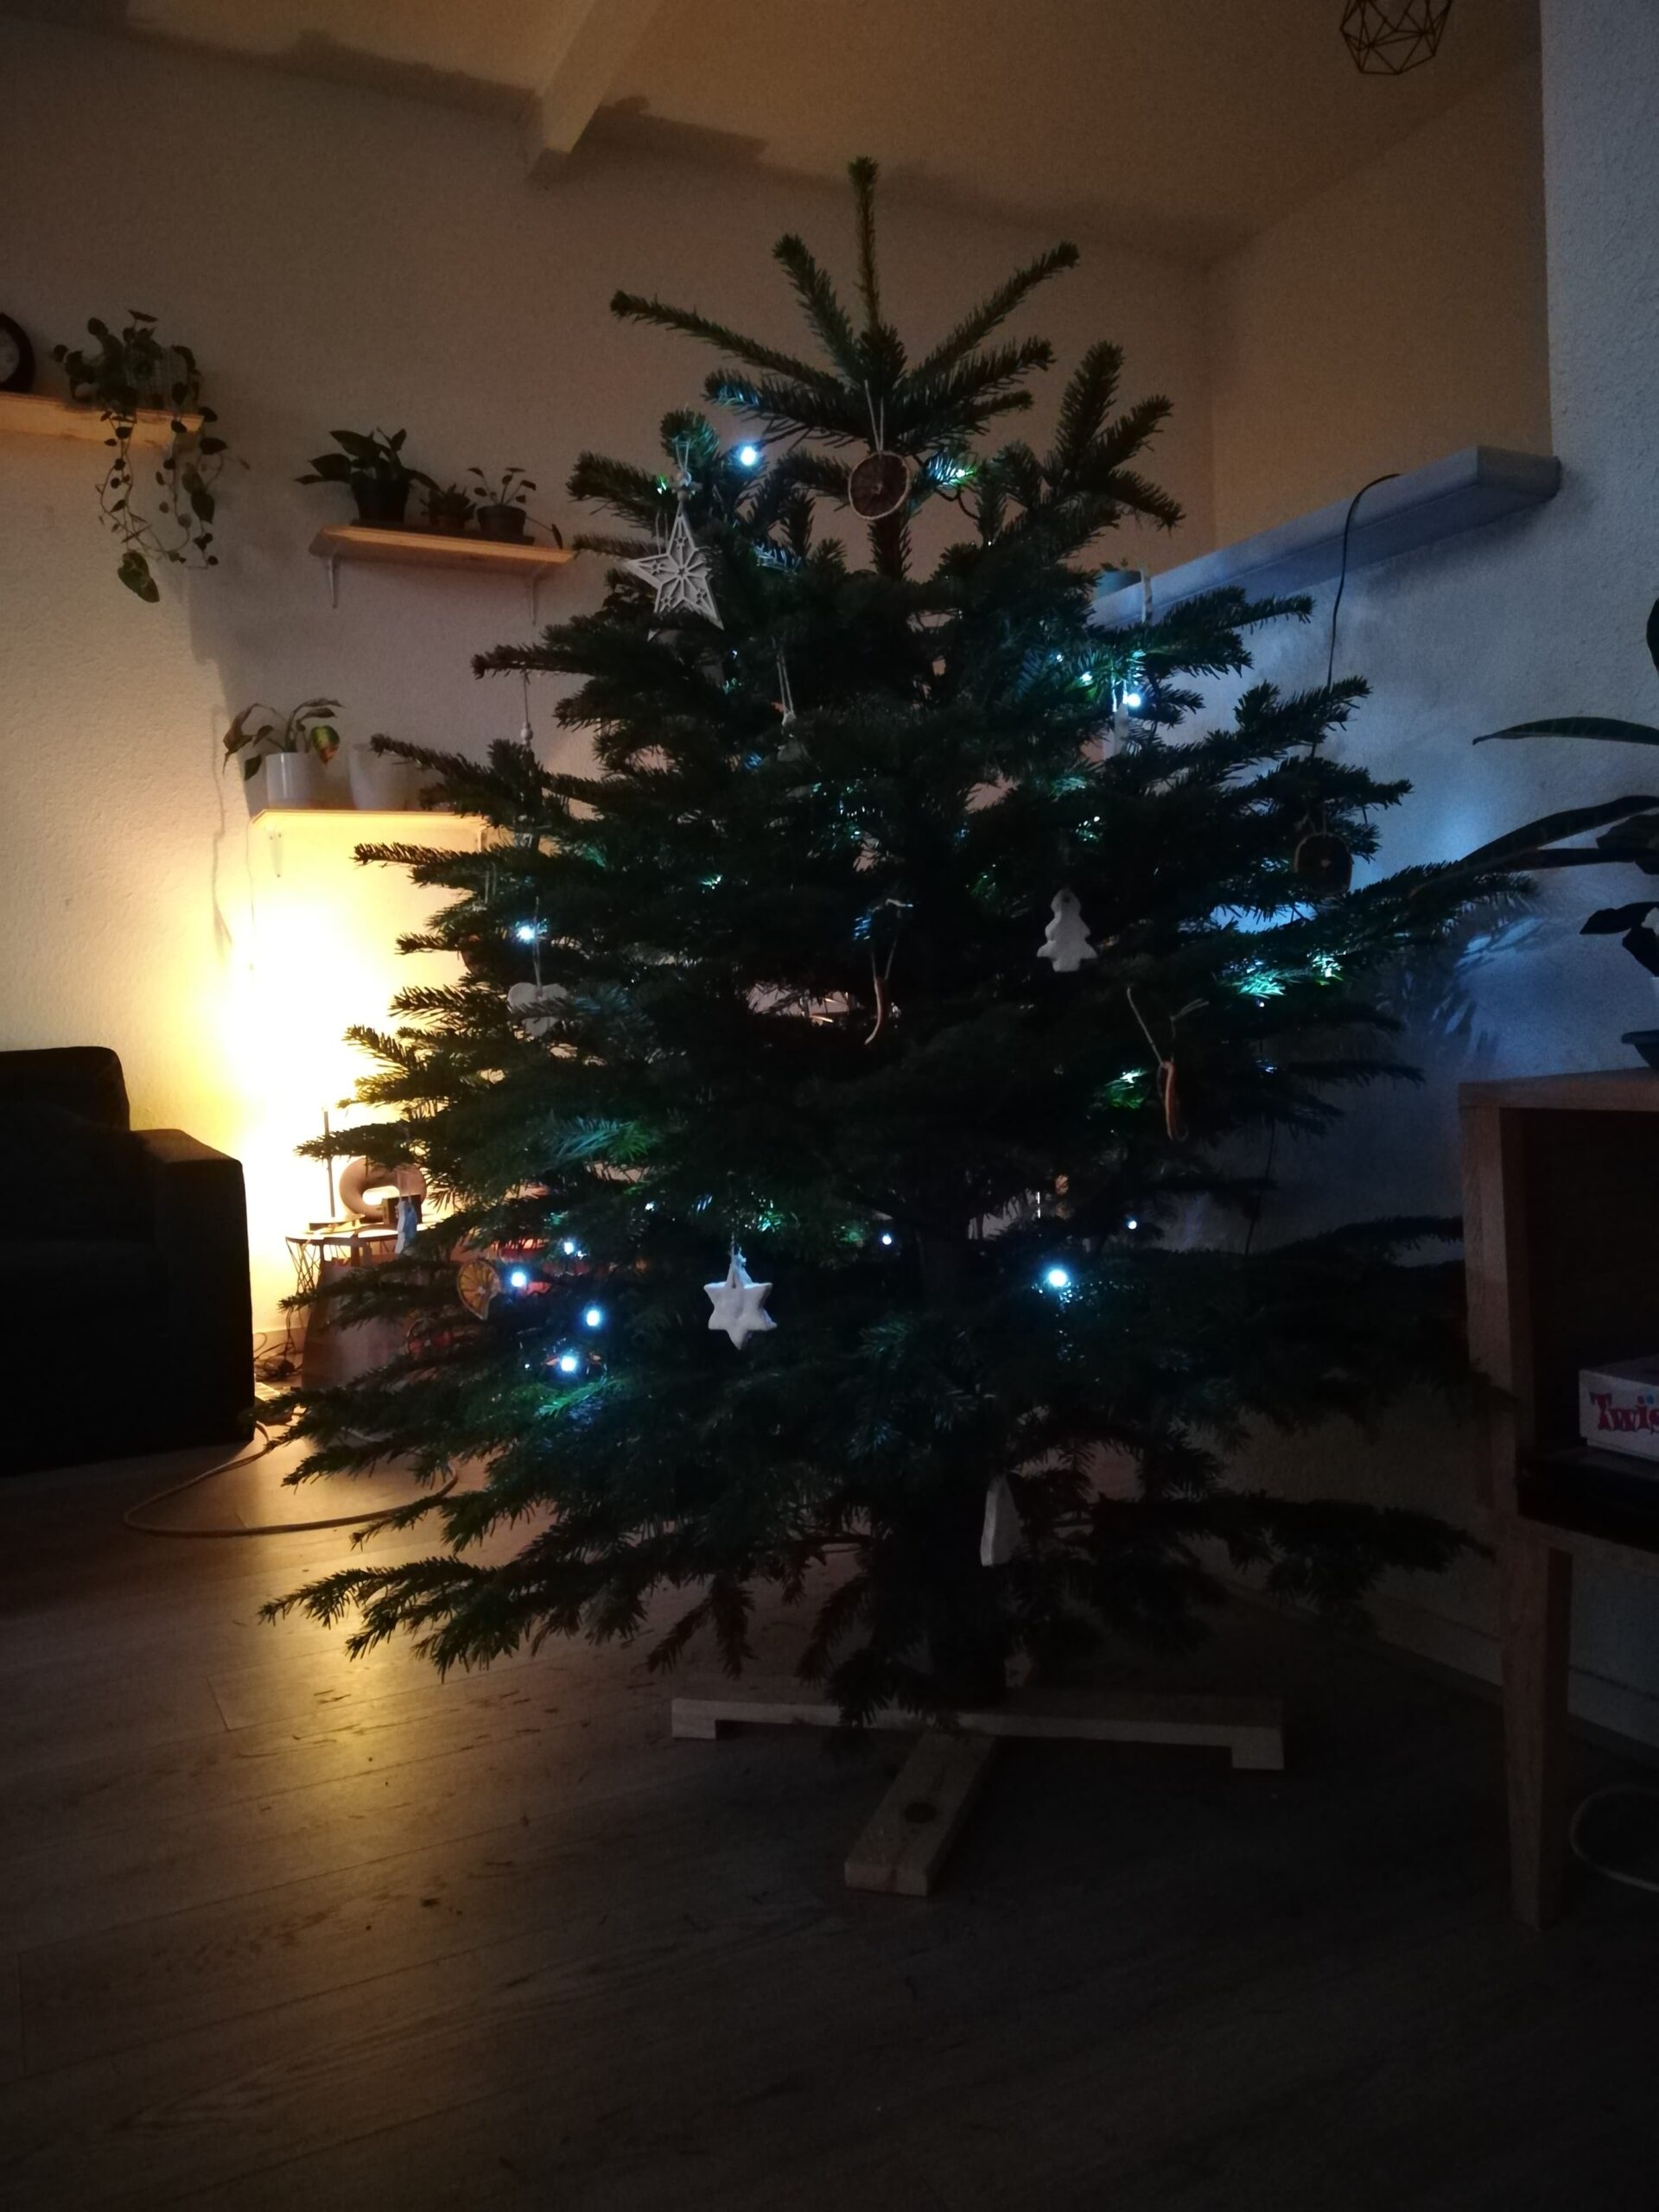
[0,1047,253,1474]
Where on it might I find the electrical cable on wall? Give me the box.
[1324,471,1399,697]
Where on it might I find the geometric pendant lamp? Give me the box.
[1340,0,1455,75]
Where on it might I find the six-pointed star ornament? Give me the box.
[623,500,722,626]
[704,1250,776,1347]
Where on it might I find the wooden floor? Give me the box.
[3,1439,1658,2210]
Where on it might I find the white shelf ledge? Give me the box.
[1096,446,1561,625]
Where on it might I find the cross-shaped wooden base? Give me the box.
[671,1681,1285,1897]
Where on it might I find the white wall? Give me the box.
[1207,54,1551,548]
[1217,0,1659,1745]
[0,14,1213,1326]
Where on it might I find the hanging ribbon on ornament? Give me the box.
[775,647,797,729]
[1127,984,1205,1143]
[862,897,911,1046]
[773,645,807,772]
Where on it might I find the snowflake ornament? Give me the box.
[704,1250,776,1348]
[1037,888,1097,974]
[623,499,721,626]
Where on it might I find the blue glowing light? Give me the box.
[1042,1265,1072,1292]
[736,443,762,468]
[1122,689,1144,711]
[560,1237,582,1257]
[1124,1217,1139,1232]
[879,1231,895,1247]
[556,1350,582,1376]
[507,1268,531,1290]
[514,922,540,944]
[582,1306,604,1330]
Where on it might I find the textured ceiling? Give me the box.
[4,0,1540,261]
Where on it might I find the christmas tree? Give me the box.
[270,161,1497,1717]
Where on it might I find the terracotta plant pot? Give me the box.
[351,475,410,528]
[475,503,528,542]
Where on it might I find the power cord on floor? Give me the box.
[121,1422,457,1538]
[1568,1783,1659,1897]
[123,1332,455,1539]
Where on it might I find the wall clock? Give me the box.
[0,314,35,393]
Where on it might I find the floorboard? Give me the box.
[3,1442,1658,2208]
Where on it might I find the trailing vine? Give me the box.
[52,310,232,601]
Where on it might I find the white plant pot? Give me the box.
[262,750,326,810]
[346,742,416,811]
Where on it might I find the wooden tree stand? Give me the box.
[671,1681,1284,1897]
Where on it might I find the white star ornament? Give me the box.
[623,503,722,626]
[704,1253,776,1348]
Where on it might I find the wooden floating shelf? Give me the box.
[309,523,575,580]
[249,806,477,825]
[0,388,202,448]
[1096,445,1562,622]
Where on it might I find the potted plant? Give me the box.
[222,698,341,810]
[346,733,420,811]
[423,480,474,536]
[298,428,429,528]
[51,311,234,602]
[467,464,537,542]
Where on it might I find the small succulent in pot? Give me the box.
[423,480,474,535]
[221,697,342,779]
[299,428,431,528]
[468,464,537,542]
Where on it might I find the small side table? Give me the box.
[287,1223,404,1389]
[1461,1071,1659,1926]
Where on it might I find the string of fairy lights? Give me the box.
[475,436,1351,1364]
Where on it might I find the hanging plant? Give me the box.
[51,311,232,602]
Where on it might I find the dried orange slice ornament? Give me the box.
[455,1257,499,1318]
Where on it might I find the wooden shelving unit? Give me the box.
[1460,1068,1659,1926]
[309,523,575,607]
[0,389,202,448]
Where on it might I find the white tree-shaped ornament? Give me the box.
[1037,888,1097,974]
[623,499,722,626]
[705,1249,776,1347]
